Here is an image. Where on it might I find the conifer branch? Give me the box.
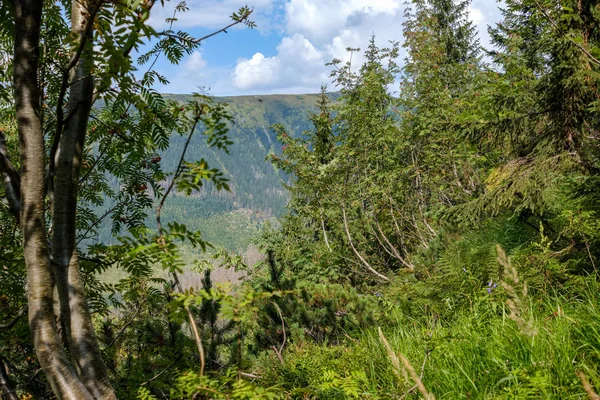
[531,0,600,66]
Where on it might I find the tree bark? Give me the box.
[51,0,116,398]
[13,1,93,398]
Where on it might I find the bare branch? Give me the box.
[155,106,206,375]
[102,306,142,351]
[0,357,18,400]
[374,218,414,270]
[156,106,201,236]
[270,301,286,364]
[320,216,333,252]
[342,206,389,282]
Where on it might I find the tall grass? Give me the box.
[255,276,600,399]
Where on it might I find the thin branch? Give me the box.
[585,241,598,278]
[186,305,206,376]
[239,371,261,380]
[140,355,183,386]
[320,216,333,252]
[76,203,119,246]
[0,357,18,400]
[190,8,253,44]
[374,218,414,270]
[342,206,389,282]
[156,109,201,235]
[155,107,206,375]
[102,306,143,351]
[399,349,432,400]
[271,301,287,364]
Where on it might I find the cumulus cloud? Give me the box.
[184,51,207,72]
[284,0,402,44]
[470,0,504,51]
[231,0,407,93]
[152,0,504,94]
[232,33,327,93]
[159,50,210,93]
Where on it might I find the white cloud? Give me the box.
[232,33,327,93]
[184,51,207,72]
[154,0,504,95]
[159,50,210,93]
[284,0,402,44]
[470,0,504,51]
[230,0,408,93]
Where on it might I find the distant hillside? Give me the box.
[96,92,338,254]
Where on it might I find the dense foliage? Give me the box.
[2,0,600,399]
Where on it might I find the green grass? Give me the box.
[252,278,600,399]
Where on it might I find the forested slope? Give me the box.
[95,93,339,253]
[3,0,600,399]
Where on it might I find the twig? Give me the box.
[102,305,143,350]
[271,345,284,365]
[0,357,18,400]
[191,8,253,44]
[585,241,598,277]
[76,203,119,245]
[399,349,432,400]
[320,216,333,252]
[140,356,182,386]
[239,371,261,380]
[0,131,21,223]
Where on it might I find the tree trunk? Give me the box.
[13,1,93,398]
[51,0,116,398]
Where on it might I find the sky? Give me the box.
[144,0,504,96]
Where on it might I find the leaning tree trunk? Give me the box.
[13,1,94,398]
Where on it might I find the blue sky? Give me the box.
[145,0,503,96]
